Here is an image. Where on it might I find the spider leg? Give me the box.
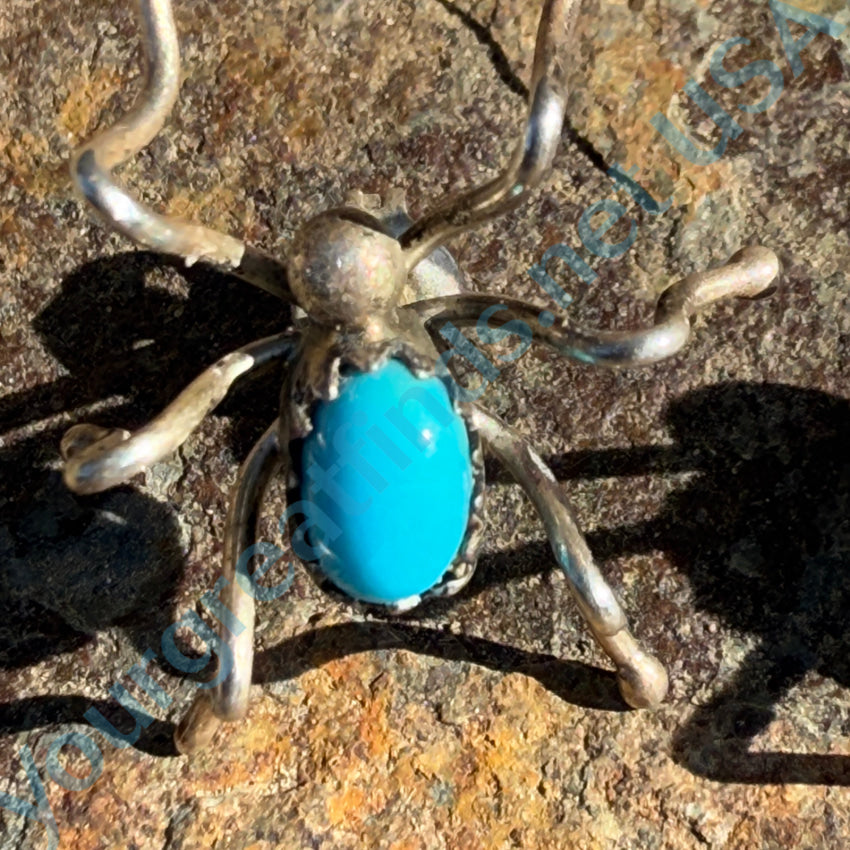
[72,0,290,298]
[62,332,296,494]
[175,419,283,753]
[408,246,779,367]
[470,404,668,708]
[399,0,578,271]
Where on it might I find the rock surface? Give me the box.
[1,0,849,848]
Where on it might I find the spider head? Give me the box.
[288,208,406,334]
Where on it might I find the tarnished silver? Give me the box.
[410,246,780,367]
[398,0,577,271]
[62,333,297,494]
[470,405,669,708]
[69,0,290,298]
[174,420,281,753]
[63,0,780,753]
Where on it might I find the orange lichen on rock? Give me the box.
[1,123,67,206]
[583,33,734,212]
[58,68,123,142]
[419,672,577,846]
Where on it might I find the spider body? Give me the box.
[61,0,780,753]
[279,206,485,610]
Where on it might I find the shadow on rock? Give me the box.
[565,382,850,785]
[15,250,290,448]
[0,252,290,752]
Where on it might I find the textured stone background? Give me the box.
[1,0,850,847]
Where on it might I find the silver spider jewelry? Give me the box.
[60,0,780,753]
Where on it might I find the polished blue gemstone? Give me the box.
[299,359,473,605]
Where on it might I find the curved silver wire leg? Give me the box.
[71,0,291,298]
[408,246,780,367]
[62,332,297,494]
[175,420,282,753]
[470,405,668,708]
[399,0,578,271]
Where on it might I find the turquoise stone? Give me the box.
[300,359,473,605]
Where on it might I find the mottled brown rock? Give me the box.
[1,0,849,848]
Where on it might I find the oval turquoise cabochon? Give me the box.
[300,359,474,605]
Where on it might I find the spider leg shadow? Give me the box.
[671,640,850,785]
[0,438,186,757]
[252,619,627,712]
